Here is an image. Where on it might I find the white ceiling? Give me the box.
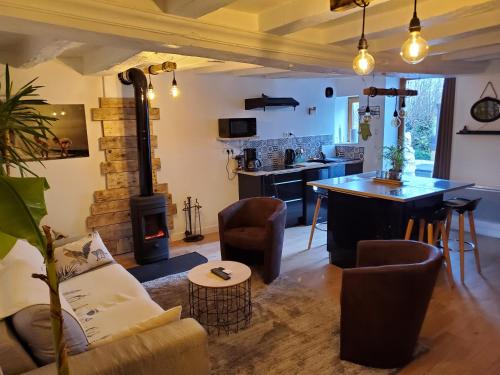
[0,0,499,78]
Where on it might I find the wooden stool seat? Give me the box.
[444,198,482,283]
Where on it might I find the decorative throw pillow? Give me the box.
[11,303,89,365]
[90,306,182,348]
[54,231,113,281]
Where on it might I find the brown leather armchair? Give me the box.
[218,197,287,284]
[340,240,442,369]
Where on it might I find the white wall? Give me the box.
[7,61,105,237]
[451,61,500,189]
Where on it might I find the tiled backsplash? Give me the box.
[241,134,333,167]
[335,145,365,160]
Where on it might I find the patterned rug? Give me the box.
[144,271,398,375]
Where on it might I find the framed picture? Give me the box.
[16,104,90,160]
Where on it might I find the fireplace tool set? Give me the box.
[183,196,204,242]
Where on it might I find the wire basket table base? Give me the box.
[189,279,252,335]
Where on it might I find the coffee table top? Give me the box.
[188,261,251,288]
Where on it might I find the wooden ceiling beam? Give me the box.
[441,44,500,61]
[153,0,237,18]
[318,0,493,45]
[369,7,500,53]
[429,29,500,56]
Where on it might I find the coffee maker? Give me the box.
[243,148,262,171]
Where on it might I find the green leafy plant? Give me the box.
[0,176,69,375]
[0,64,56,176]
[382,144,407,172]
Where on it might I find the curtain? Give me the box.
[433,77,456,179]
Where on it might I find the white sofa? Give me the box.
[0,241,209,375]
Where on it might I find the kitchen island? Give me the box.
[308,172,474,268]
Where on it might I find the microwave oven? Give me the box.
[218,118,257,138]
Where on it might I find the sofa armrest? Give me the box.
[28,318,209,375]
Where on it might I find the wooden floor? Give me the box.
[116,226,500,374]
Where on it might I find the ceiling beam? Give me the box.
[369,7,500,53]
[259,0,389,36]
[0,36,80,68]
[441,44,500,61]
[183,62,259,74]
[230,67,291,77]
[429,29,500,56]
[153,0,237,18]
[319,0,493,45]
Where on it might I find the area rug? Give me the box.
[128,252,207,282]
[144,271,398,375]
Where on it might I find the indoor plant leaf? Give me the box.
[0,176,49,256]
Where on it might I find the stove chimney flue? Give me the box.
[118,68,154,196]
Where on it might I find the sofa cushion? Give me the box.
[54,232,113,281]
[61,263,164,344]
[224,226,267,251]
[0,319,37,375]
[11,303,88,366]
[90,305,182,348]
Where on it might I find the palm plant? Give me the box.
[0,64,56,176]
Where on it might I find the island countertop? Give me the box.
[307,171,474,203]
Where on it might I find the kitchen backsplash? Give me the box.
[241,134,333,167]
[335,145,365,160]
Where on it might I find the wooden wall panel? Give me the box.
[87,98,175,255]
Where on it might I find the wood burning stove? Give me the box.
[119,68,169,264]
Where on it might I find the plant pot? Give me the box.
[388,169,402,181]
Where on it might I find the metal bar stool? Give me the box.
[405,206,454,286]
[307,190,328,250]
[444,198,482,283]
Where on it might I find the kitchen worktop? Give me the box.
[237,159,363,176]
[308,171,474,203]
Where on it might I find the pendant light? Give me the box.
[400,0,429,64]
[363,95,373,123]
[391,97,401,128]
[398,96,406,118]
[170,71,179,98]
[147,73,156,100]
[353,1,375,76]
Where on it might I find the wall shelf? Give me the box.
[457,126,500,135]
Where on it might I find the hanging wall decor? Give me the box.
[470,81,500,123]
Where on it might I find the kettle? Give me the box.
[284,149,296,166]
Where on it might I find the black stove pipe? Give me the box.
[118,68,153,197]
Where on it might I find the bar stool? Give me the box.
[307,189,328,250]
[405,206,454,286]
[444,198,482,283]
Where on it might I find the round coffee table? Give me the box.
[188,261,252,335]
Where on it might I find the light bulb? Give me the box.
[400,31,429,64]
[147,82,155,100]
[170,83,179,98]
[398,108,406,118]
[353,48,375,76]
[392,111,402,128]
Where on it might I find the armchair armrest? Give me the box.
[30,319,209,375]
[356,240,434,267]
[218,199,245,230]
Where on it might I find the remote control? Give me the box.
[211,267,230,280]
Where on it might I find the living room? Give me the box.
[1,1,500,374]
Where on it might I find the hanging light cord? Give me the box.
[361,4,366,39]
[413,0,417,17]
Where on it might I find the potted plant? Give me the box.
[0,66,68,374]
[382,144,407,180]
[0,64,56,176]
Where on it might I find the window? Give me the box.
[334,96,359,144]
[404,78,444,177]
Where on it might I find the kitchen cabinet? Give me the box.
[237,161,363,228]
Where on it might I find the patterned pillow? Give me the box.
[54,232,113,281]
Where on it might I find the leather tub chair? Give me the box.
[340,240,442,368]
[218,197,287,284]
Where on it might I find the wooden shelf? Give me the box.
[217,136,259,142]
[457,127,500,135]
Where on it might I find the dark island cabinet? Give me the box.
[238,161,363,228]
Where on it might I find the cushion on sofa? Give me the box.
[90,305,182,348]
[11,303,88,366]
[54,231,113,281]
[61,263,164,343]
[0,319,37,374]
